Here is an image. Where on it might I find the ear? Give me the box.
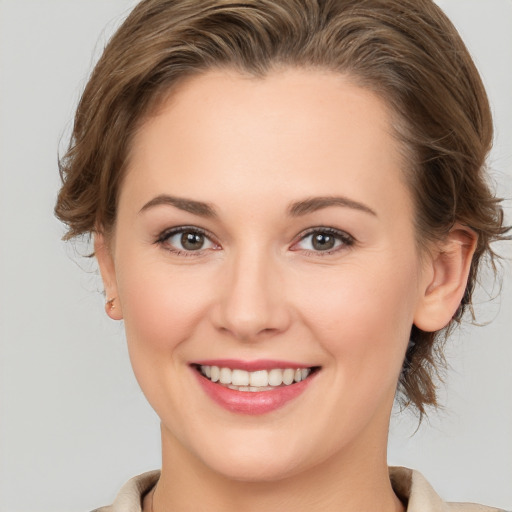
[413,225,477,332]
[94,232,123,321]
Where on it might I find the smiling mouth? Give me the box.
[194,364,319,392]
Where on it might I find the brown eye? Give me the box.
[181,231,205,250]
[159,227,217,254]
[292,228,354,254]
[311,233,336,251]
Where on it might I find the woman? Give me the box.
[55,0,509,510]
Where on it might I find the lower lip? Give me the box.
[192,369,317,415]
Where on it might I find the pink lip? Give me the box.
[191,365,318,415]
[192,359,312,371]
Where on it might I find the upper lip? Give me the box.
[191,359,316,371]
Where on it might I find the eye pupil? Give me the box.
[312,233,335,251]
[181,232,204,250]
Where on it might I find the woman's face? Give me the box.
[99,69,433,481]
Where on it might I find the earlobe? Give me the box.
[413,226,477,332]
[94,232,123,321]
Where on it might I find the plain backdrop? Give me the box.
[0,1,511,511]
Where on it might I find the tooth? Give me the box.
[231,369,250,386]
[283,368,295,385]
[205,365,312,387]
[210,366,220,382]
[219,367,232,384]
[268,369,284,386]
[249,370,268,387]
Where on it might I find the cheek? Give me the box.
[114,254,218,425]
[295,257,419,380]
[116,255,213,361]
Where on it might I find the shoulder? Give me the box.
[90,470,160,512]
[389,466,506,512]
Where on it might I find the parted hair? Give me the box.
[55,0,509,416]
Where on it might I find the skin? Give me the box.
[95,69,476,511]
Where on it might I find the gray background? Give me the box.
[0,1,511,510]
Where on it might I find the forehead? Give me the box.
[124,68,411,218]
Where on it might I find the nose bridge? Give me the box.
[216,243,289,340]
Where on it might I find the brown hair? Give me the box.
[55,0,509,416]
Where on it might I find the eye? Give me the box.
[156,226,218,254]
[292,228,354,254]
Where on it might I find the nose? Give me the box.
[212,248,292,342]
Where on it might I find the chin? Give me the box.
[205,452,304,483]
[188,427,318,483]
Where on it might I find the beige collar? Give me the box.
[95,467,503,512]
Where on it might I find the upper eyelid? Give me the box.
[295,226,354,242]
[156,225,215,242]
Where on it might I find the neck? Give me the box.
[152,422,404,512]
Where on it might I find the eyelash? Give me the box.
[155,226,355,257]
[155,226,219,257]
[292,227,355,256]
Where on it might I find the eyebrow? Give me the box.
[287,196,377,217]
[139,194,376,218]
[139,194,217,218]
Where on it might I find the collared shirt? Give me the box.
[92,467,506,511]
